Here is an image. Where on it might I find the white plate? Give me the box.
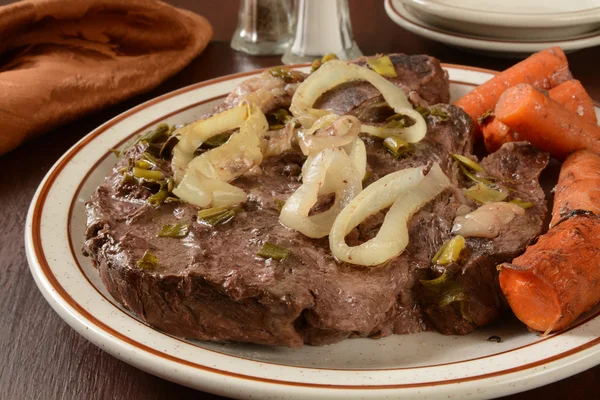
[385,0,600,57]
[26,64,600,400]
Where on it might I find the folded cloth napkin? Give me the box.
[0,0,212,155]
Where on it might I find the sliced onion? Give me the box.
[171,104,249,182]
[261,124,295,158]
[452,202,525,238]
[344,138,367,179]
[172,170,212,208]
[280,148,362,238]
[329,163,450,266]
[290,60,426,143]
[202,179,247,207]
[298,115,361,156]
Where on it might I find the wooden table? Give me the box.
[1,1,598,399]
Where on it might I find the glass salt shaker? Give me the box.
[282,0,362,64]
[230,0,295,55]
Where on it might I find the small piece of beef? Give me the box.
[315,54,449,120]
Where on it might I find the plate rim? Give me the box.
[403,0,600,27]
[25,63,600,398]
[385,0,600,53]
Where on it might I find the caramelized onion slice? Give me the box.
[298,115,361,156]
[290,60,426,143]
[329,163,450,266]
[171,105,250,182]
[280,148,362,238]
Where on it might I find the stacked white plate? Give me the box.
[385,0,600,56]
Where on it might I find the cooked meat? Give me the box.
[82,56,548,347]
[82,103,548,347]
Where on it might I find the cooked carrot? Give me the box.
[482,80,598,152]
[454,47,572,137]
[550,150,600,227]
[550,80,598,125]
[498,214,600,333]
[495,83,600,160]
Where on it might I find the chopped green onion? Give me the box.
[257,242,289,261]
[465,184,507,204]
[416,106,431,118]
[140,124,170,144]
[266,109,292,130]
[420,270,469,312]
[509,199,534,209]
[452,154,484,172]
[137,250,158,269]
[135,160,153,170]
[478,109,494,125]
[367,56,397,78]
[460,302,473,323]
[439,286,469,307]
[121,173,138,186]
[197,205,240,227]
[269,67,304,83]
[164,196,183,204]
[159,135,179,160]
[142,151,159,165]
[132,167,164,181]
[433,235,465,266]
[202,132,231,149]
[274,198,286,212]
[321,53,339,63]
[109,148,121,157]
[430,108,450,121]
[384,113,414,128]
[148,188,169,207]
[459,165,494,185]
[158,223,189,238]
[383,136,410,158]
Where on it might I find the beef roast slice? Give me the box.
[315,54,450,121]
[84,96,547,347]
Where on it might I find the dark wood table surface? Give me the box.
[1,1,599,399]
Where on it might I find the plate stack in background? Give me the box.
[385,0,600,57]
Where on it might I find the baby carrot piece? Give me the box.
[495,83,600,160]
[454,46,572,136]
[550,150,600,227]
[482,80,598,152]
[499,214,600,333]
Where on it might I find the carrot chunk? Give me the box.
[495,83,600,160]
[483,80,598,152]
[454,47,572,137]
[551,150,600,227]
[499,214,600,332]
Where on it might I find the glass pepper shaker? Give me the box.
[282,0,362,64]
[230,0,295,55]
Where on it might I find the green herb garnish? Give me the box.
[430,108,450,121]
[509,199,534,209]
[202,132,231,149]
[452,154,484,172]
[159,135,179,160]
[137,250,158,269]
[421,270,469,313]
[367,56,397,78]
[269,67,304,83]
[274,198,286,212]
[257,242,289,261]
[140,123,171,144]
[465,184,507,204]
[383,136,410,158]
[197,205,240,227]
[132,167,164,181]
[431,235,465,266]
[158,223,190,238]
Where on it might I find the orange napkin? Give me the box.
[0,0,212,155]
